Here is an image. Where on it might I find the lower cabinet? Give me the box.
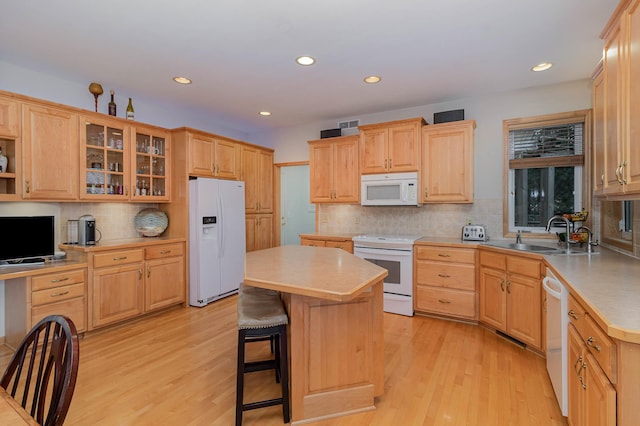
[90,242,185,330]
[567,294,617,426]
[4,267,87,349]
[300,235,354,253]
[414,244,476,320]
[479,249,542,349]
[246,213,273,252]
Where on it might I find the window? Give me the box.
[503,111,591,236]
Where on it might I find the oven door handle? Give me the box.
[354,247,412,256]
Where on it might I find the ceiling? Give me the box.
[1,0,619,134]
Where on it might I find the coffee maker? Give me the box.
[78,215,96,245]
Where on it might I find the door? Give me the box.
[92,264,144,328]
[281,165,315,245]
[353,247,412,296]
[219,180,246,295]
[145,256,185,312]
[189,178,221,305]
[479,267,506,330]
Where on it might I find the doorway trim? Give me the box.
[274,161,309,247]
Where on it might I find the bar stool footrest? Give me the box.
[242,398,284,412]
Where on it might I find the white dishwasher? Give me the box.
[543,268,568,416]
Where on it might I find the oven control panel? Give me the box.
[462,225,488,241]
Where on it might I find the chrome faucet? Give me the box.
[515,230,522,244]
[545,215,572,250]
[575,225,599,253]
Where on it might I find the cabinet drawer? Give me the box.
[415,246,475,263]
[507,255,541,279]
[568,293,587,336]
[32,297,86,333]
[479,250,506,269]
[32,269,85,291]
[145,243,184,260]
[301,238,325,247]
[325,240,354,253]
[93,249,144,268]
[584,314,617,384]
[32,283,85,306]
[415,286,475,319]
[415,261,475,291]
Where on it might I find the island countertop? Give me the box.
[244,245,387,302]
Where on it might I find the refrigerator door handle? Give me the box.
[218,191,225,258]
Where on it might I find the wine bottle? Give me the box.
[108,90,117,116]
[126,98,134,120]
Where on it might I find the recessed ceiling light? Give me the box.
[259,111,272,116]
[364,75,382,84]
[173,76,192,84]
[296,56,316,66]
[531,63,553,72]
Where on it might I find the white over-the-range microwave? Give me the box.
[361,172,420,206]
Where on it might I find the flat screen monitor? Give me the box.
[0,216,55,264]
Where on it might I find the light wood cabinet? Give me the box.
[595,0,640,196]
[4,267,88,349]
[414,244,476,320]
[242,145,274,213]
[90,243,186,329]
[246,214,273,252]
[359,117,424,174]
[131,125,171,201]
[479,249,542,349]
[184,129,241,179]
[22,103,79,200]
[308,135,359,203]
[420,120,475,203]
[592,65,606,195]
[300,235,354,253]
[0,95,21,199]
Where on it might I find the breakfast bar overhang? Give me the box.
[244,245,388,424]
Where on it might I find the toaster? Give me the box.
[461,224,488,241]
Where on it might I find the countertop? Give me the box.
[59,236,186,252]
[244,245,388,302]
[0,253,87,281]
[299,232,360,241]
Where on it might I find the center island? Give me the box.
[244,245,388,424]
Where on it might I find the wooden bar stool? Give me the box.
[236,284,290,425]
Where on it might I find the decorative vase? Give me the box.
[0,148,7,173]
[134,208,168,237]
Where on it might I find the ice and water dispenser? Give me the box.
[202,216,217,240]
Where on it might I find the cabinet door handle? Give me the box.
[160,250,171,255]
[500,279,505,292]
[138,268,143,279]
[438,299,451,304]
[50,277,70,283]
[586,336,601,352]
[574,355,583,372]
[25,180,30,194]
[506,280,511,294]
[147,266,151,278]
[50,291,69,297]
[113,256,128,261]
[615,165,624,185]
[384,159,388,168]
[621,161,628,184]
[437,253,450,258]
[438,273,451,278]
[424,188,428,197]
[389,158,392,168]
[125,186,129,196]
[568,310,579,320]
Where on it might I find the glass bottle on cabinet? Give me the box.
[81,118,128,199]
[132,128,169,201]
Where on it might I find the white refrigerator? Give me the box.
[189,178,246,307]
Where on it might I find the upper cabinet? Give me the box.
[22,103,79,200]
[80,116,130,200]
[309,135,360,203]
[241,145,273,213]
[595,0,640,197]
[131,126,170,201]
[359,117,424,174]
[185,129,241,180]
[0,96,21,200]
[420,120,475,203]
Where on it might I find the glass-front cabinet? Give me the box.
[0,96,21,200]
[81,117,129,200]
[131,126,170,201]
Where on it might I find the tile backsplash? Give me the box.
[316,198,503,239]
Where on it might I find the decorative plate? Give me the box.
[134,208,168,237]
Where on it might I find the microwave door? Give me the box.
[363,182,402,205]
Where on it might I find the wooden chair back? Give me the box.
[0,315,79,426]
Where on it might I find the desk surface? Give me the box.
[244,245,387,302]
[0,388,38,425]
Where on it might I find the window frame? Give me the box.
[502,110,592,239]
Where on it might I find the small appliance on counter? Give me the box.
[78,215,96,245]
[461,224,488,241]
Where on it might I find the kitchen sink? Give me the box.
[483,241,598,255]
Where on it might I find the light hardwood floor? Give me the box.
[0,296,567,425]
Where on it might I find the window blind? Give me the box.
[509,123,584,169]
